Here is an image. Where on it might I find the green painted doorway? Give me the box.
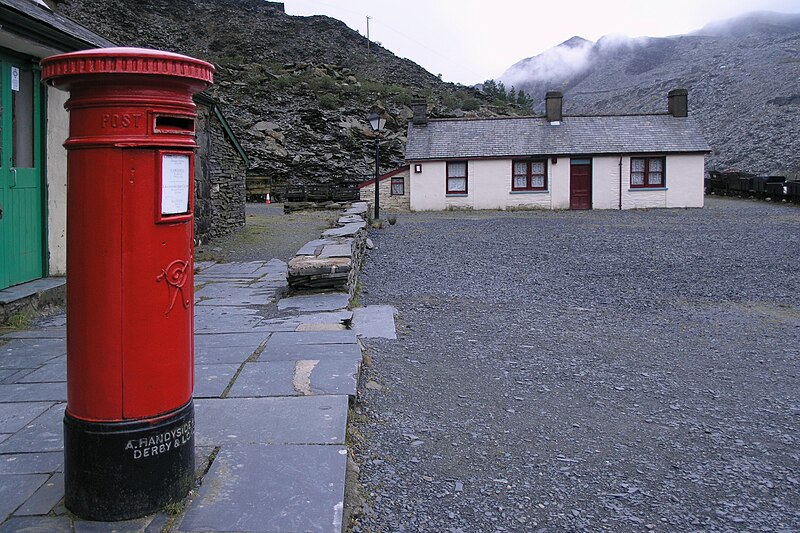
[0,57,44,290]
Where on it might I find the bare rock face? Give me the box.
[57,0,515,187]
[499,12,800,176]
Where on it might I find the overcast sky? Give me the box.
[282,0,800,85]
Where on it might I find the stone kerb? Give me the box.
[287,202,369,295]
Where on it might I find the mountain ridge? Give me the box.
[498,11,800,175]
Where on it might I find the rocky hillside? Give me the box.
[500,11,800,176]
[57,0,521,186]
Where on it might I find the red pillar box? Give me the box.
[41,48,213,521]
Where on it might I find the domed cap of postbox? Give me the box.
[41,47,214,91]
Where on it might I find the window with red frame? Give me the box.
[630,157,665,188]
[446,161,468,194]
[391,177,405,196]
[512,159,547,191]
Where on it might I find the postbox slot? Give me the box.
[153,115,194,133]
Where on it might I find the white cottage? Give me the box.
[405,90,711,211]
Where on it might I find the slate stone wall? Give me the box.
[195,103,247,244]
[359,168,411,212]
[287,202,370,296]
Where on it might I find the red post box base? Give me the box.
[64,401,195,521]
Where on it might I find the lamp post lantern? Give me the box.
[368,112,386,220]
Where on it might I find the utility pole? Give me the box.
[366,15,371,51]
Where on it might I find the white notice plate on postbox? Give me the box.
[161,154,190,215]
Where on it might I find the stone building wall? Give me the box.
[359,167,411,212]
[195,103,247,243]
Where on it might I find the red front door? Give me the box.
[570,159,592,210]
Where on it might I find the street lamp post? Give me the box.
[368,112,386,220]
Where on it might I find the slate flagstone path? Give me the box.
[0,259,397,532]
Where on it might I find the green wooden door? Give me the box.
[0,58,44,290]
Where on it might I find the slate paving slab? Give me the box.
[228,358,360,398]
[16,363,66,383]
[72,516,153,532]
[37,314,66,328]
[194,332,270,349]
[193,364,240,398]
[296,239,337,256]
[0,338,65,361]
[322,222,365,238]
[0,383,66,403]
[296,323,347,332]
[0,452,63,474]
[0,474,49,522]
[179,444,348,533]
[265,330,357,346]
[0,370,21,384]
[351,305,398,339]
[248,277,288,289]
[14,472,63,516]
[258,342,362,364]
[0,516,72,532]
[194,261,217,271]
[0,353,61,371]
[0,328,66,340]
[319,243,353,258]
[343,203,368,216]
[277,293,350,313]
[197,261,270,277]
[0,402,54,433]
[194,306,265,333]
[194,396,348,446]
[259,311,353,333]
[0,278,64,304]
[195,282,279,306]
[0,404,64,453]
[195,344,259,365]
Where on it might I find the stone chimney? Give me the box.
[411,100,428,125]
[668,88,688,118]
[545,91,563,123]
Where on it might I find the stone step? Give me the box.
[0,278,66,327]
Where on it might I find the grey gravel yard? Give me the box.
[350,196,800,533]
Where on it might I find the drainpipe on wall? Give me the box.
[618,154,623,210]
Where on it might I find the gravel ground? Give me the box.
[350,196,800,533]
[195,203,335,264]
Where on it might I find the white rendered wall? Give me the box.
[46,87,69,275]
[665,154,705,208]
[587,156,619,210]
[409,161,447,211]
[621,154,705,209]
[409,154,705,211]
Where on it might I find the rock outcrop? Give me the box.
[58,0,521,188]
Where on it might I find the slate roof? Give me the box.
[0,0,115,51]
[405,114,711,161]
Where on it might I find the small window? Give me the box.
[512,159,547,191]
[631,157,666,188]
[12,67,35,169]
[391,177,405,196]
[447,161,468,194]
